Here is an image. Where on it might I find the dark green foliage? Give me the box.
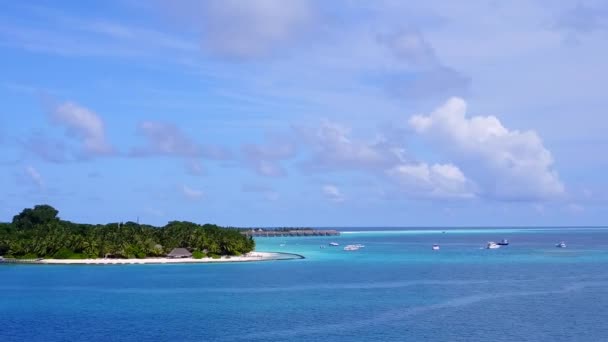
[19,253,38,259]
[53,248,76,259]
[0,242,8,256]
[12,205,59,230]
[0,205,255,259]
[192,250,205,259]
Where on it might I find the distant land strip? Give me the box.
[242,229,340,237]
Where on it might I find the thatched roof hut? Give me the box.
[167,248,192,258]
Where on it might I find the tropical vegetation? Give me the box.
[0,205,255,259]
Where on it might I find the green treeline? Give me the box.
[0,205,255,259]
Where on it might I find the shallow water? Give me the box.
[2,227,608,341]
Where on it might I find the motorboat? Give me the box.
[556,241,567,248]
[497,239,509,246]
[343,245,360,251]
[432,244,440,251]
[329,242,340,246]
[486,242,500,249]
[354,244,365,248]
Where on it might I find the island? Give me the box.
[0,205,303,264]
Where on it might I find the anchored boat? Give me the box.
[486,242,500,249]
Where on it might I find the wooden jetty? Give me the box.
[242,229,340,237]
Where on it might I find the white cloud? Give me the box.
[132,121,200,157]
[52,102,113,157]
[242,141,296,177]
[197,0,313,58]
[132,121,231,159]
[181,185,203,200]
[301,120,402,171]
[378,29,439,69]
[377,29,470,100]
[25,166,44,189]
[387,162,474,199]
[251,160,287,177]
[409,97,565,201]
[322,184,344,202]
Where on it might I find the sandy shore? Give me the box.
[32,252,303,265]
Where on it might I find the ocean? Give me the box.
[2,227,608,341]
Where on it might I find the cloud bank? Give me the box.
[409,97,565,201]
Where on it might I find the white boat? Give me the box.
[486,242,500,249]
[354,244,365,248]
[432,244,440,251]
[343,245,360,251]
[556,241,567,248]
[329,242,339,246]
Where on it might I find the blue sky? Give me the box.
[1,0,607,227]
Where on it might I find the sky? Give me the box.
[1,0,607,227]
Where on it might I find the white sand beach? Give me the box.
[36,252,303,265]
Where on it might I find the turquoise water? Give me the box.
[2,227,608,341]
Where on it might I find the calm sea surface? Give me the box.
[2,227,608,342]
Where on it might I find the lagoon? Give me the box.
[2,227,608,341]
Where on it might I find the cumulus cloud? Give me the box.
[378,29,439,69]
[180,185,203,200]
[377,29,470,100]
[131,121,231,160]
[193,0,313,59]
[300,120,404,171]
[322,184,344,202]
[386,163,474,199]
[297,120,474,200]
[409,97,565,201]
[51,102,114,157]
[242,139,297,177]
[133,121,198,157]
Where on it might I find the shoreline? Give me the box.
[1,252,304,265]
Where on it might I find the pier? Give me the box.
[242,229,340,237]
[0,258,41,264]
